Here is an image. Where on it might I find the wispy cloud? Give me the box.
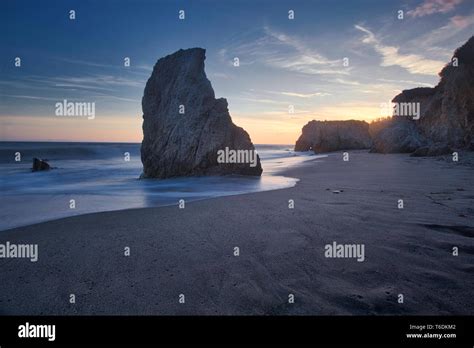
[333,78,361,86]
[280,91,331,98]
[376,78,434,88]
[93,94,141,103]
[209,72,232,79]
[53,57,116,69]
[450,15,473,28]
[407,0,463,18]
[266,90,331,98]
[2,74,146,93]
[53,57,154,72]
[0,94,61,101]
[0,93,140,104]
[51,75,145,89]
[262,27,348,75]
[219,26,348,76]
[413,14,474,49]
[135,64,153,71]
[0,74,144,109]
[354,24,446,75]
[263,27,333,65]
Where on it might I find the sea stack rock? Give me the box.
[32,158,50,171]
[140,48,262,178]
[295,120,372,153]
[371,36,474,154]
[370,117,425,153]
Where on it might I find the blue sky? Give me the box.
[1,0,473,143]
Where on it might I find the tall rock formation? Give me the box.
[371,36,474,154]
[295,120,372,153]
[369,116,426,154]
[141,48,262,178]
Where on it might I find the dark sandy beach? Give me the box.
[1,151,473,315]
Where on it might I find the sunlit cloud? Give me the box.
[333,78,361,86]
[450,15,472,28]
[407,0,463,18]
[376,78,434,88]
[415,14,474,49]
[280,91,331,98]
[354,24,446,75]
[265,90,331,98]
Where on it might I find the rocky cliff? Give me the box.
[141,48,262,178]
[295,120,372,153]
[371,36,474,154]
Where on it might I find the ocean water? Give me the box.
[0,142,322,231]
